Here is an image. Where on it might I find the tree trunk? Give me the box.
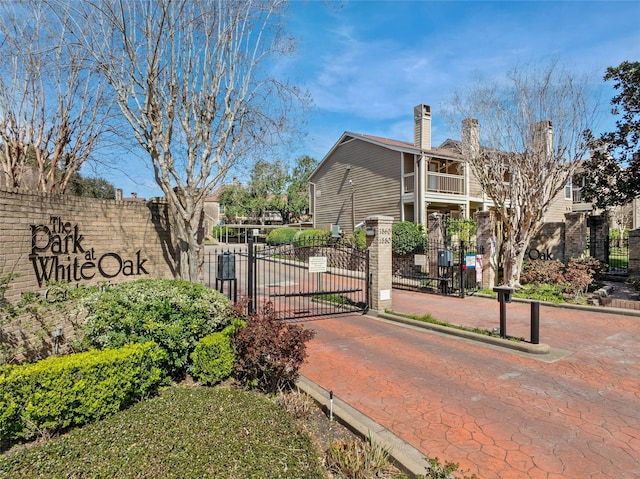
[168,193,205,283]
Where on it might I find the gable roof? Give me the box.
[310,131,465,181]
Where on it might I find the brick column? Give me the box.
[474,210,497,289]
[587,215,609,263]
[365,215,393,313]
[564,212,587,261]
[629,229,640,274]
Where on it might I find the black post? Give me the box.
[247,238,254,314]
[460,241,466,298]
[531,301,540,344]
[499,299,507,339]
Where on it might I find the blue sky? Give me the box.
[110,0,640,199]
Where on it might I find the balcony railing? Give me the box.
[403,173,415,194]
[572,187,584,203]
[427,172,465,195]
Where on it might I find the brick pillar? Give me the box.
[629,230,640,274]
[365,215,393,313]
[564,212,587,261]
[587,215,609,264]
[474,210,497,289]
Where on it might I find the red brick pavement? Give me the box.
[300,291,640,479]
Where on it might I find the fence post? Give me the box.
[247,238,254,314]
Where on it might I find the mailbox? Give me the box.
[437,250,453,267]
[217,252,236,280]
[493,286,513,303]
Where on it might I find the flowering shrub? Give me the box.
[79,279,232,377]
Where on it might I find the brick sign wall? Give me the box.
[1,187,175,303]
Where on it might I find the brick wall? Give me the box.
[1,187,176,362]
[1,187,175,302]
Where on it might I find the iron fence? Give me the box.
[392,240,482,297]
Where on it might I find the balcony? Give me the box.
[427,172,465,195]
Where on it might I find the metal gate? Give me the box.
[206,237,369,320]
[392,240,482,297]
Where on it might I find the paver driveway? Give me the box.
[300,291,640,479]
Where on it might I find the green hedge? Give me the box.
[266,227,298,245]
[392,221,427,255]
[0,342,167,447]
[293,229,330,246]
[190,331,235,386]
[79,279,232,377]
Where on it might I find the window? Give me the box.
[564,178,572,200]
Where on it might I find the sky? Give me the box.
[108,0,640,199]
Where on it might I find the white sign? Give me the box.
[414,254,427,266]
[380,289,391,301]
[465,254,476,268]
[308,256,327,273]
[252,229,260,237]
[476,255,483,283]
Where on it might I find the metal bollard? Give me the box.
[531,301,540,344]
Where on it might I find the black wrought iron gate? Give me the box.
[207,237,370,320]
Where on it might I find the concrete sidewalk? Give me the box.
[299,290,640,479]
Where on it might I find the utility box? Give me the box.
[437,250,453,267]
[217,253,236,280]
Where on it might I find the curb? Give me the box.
[376,311,551,355]
[473,293,640,317]
[296,375,429,478]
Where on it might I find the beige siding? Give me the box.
[468,167,484,198]
[311,138,401,233]
[544,191,573,223]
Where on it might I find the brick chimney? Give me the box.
[462,118,479,159]
[414,104,431,150]
[531,120,553,159]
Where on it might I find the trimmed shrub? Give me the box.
[0,342,167,447]
[392,221,427,255]
[293,228,330,246]
[190,331,235,385]
[233,302,315,393]
[79,279,232,377]
[266,227,298,245]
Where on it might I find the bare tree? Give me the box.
[59,0,303,282]
[0,2,112,193]
[449,62,596,287]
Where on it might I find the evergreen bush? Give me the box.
[293,229,330,246]
[266,227,298,245]
[0,342,167,447]
[79,279,232,377]
[392,221,427,255]
[351,228,367,252]
[190,330,235,385]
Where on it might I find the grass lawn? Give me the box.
[0,385,326,479]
